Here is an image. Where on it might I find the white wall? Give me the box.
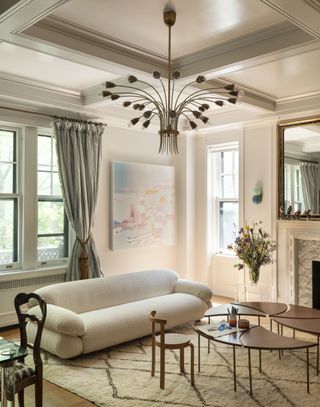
[193,122,278,298]
[92,125,178,277]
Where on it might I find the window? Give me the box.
[208,142,239,254]
[37,134,68,263]
[284,162,304,212]
[0,129,19,267]
[0,125,68,271]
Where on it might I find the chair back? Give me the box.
[14,293,47,372]
[149,310,167,344]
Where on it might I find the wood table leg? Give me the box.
[208,339,210,354]
[307,348,310,394]
[293,328,295,339]
[233,345,236,392]
[198,333,201,373]
[317,336,319,376]
[277,323,281,359]
[190,343,195,387]
[270,319,272,332]
[180,348,185,373]
[259,350,262,373]
[248,348,252,396]
[258,316,261,326]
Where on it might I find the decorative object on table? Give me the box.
[286,205,292,217]
[227,306,238,327]
[228,221,276,284]
[252,183,263,204]
[238,319,250,329]
[111,162,175,250]
[102,7,243,154]
[293,209,301,219]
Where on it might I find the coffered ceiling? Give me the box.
[0,0,320,126]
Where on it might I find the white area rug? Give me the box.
[42,323,320,407]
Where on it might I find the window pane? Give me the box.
[221,151,233,173]
[0,131,14,162]
[52,172,62,196]
[38,171,51,195]
[221,175,234,198]
[0,163,14,193]
[38,236,65,261]
[38,201,64,234]
[219,201,239,250]
[38,136,51,168]
[0,199,15,264]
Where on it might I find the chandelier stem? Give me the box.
[168,23,172,127]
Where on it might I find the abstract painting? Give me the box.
[111,162,175,250]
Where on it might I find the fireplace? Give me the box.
[313,261,320,310]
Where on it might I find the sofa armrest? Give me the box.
[174,279,213,307]
[28,304,86,336]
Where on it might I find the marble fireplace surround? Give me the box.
[277,221,320,304]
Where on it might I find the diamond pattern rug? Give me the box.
[41,323,320,407]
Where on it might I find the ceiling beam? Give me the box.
[260,0,320,38]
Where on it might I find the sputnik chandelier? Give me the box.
[102,8,243,154]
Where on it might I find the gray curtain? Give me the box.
[300,162,320,214]
[53,119,105,281]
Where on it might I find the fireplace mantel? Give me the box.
[276,220,320,303]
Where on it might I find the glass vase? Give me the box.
[249,267,260,285]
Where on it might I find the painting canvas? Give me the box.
[111,162,175,250]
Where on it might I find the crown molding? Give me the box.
[260,0,320,39]
[0,0,31,23]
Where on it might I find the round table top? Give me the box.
[205,303,265,318]
[232,301,289,316]
[273,304,320,319]
[240,326,316,350]
[193,323,251,347]
[272,316,320,335]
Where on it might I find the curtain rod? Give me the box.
[285,155,319,165]
[0,105,106,125]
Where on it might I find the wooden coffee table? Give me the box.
[272,306,320,376]
[194,323,317,395]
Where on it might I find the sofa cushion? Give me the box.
[33,269,178,314]
[79,292,207,354]
[28,304,86,336]
[174,279,213,307]
[27,322,83,359]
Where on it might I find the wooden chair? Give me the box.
[149,310,194,389]
[13,292,47,407]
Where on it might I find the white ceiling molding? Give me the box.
[260,0,320,38]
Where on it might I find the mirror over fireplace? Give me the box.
[278,116,320,219]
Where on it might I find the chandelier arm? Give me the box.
[180,107,202,118]
[137,80,167,109]
[173,80,197,110]
[175,88,232,108]
[112,93,165,114]
[113,85,164,109]
[176,94,231,114]
[158,78,168,112]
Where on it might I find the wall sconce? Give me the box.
[252,182,263,204]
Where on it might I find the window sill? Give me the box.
[214,252,237,259]
[0,266,67,281]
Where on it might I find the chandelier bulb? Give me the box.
[215,100,224,107]
[202,103,210,110]
[128,117,140,127]
[192,111,201,119]
[224,84,236,91]
[133,104,140,110]
[138,104,145,111]
[102,91,112,97]
[189,121,197,130]
[196,75,206,84]
[111,94,120,101]
[153,71,161,79]
[123,101,131,107]
[228,98,237,104]
[143,111,152,119]
[105,81,116,88]
[127,75,138,83]
[172,71,180,79]
[201,116,209,124]
[142,120,151,129]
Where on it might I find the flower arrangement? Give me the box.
[228,221,276,284]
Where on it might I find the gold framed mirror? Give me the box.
[278,116,320,220]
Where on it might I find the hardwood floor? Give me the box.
[1,295,231,406]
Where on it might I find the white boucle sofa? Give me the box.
[27,269,212,359]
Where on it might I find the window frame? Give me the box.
[0,126,22,271]
[36,132,69,267]
[208,142,240,255]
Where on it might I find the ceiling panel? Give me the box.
[224,47,320,100]
[52,0,285,58]
[0,42,117,91]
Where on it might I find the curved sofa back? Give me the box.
[34,269,179,314]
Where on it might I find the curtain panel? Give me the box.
[300,162,320,214]
[53,119,105,281]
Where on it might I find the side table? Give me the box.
[0,337,28,407]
